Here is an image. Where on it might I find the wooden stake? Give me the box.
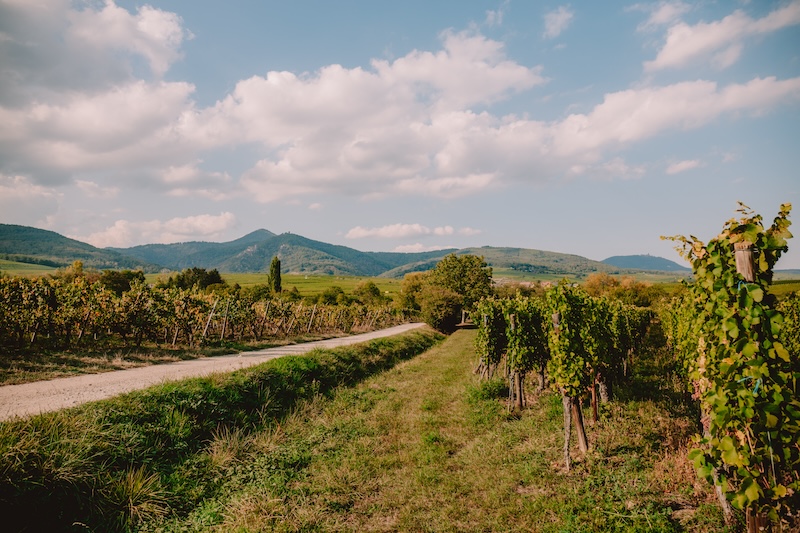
[734,241,756,282]
[202,299,218,339]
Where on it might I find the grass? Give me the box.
[0,258,56,277]
[771,279,800,298]
[139,329,728,533]
[0,328,443,532]
[0,335,335,386]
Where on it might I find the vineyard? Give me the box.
[0,277,407,353]
[0,204,799,531]
[470,204,800,532]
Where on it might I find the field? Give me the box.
[0,258,56,277]
[142,272,405,296]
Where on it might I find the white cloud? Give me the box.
[393,243,455,253]
[634,1,691,31]
[394,173,498,198]
[433,226,455,236]
[0,0,190,108]
[75,180,119,198]
[0,80,197,183]
[645,2,800,71]
[543,6,575,39]
[666,159,701,174]
[308,203,323,210]
[587,157,646,181]
[68,0,190,77]
[345,223,473,240]
[1,0,799,214]
[346,223,435,239]
[0,173,61,226]
[485,0,509,27]
[551,77,800,156]
[80,212,237,247]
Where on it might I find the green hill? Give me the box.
[0,224,159,271]
[1,223,697,279]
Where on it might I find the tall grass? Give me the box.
[0,328,443,532]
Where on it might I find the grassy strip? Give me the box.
[0,328,443,532]
[0,334,337,386]
[141,329,728,533]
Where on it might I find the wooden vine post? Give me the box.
[734,241,755,282]
[734,241,770,533]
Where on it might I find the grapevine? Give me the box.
[664,203,799,528]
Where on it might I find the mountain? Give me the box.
[108,229,278,271]
[113,231,455,276]
[602,254,690,272]
[1,223,691,278]
[0,224,159,271]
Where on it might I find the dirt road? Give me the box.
[0,323,427,422]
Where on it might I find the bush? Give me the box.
[418,285,461,333]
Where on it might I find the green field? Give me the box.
[0,259,56,277]
[144,272,405,297]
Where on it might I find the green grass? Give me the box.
[139,329,728,533]
[0,335,336,386]
[0,259,56,276]
[770,279,800,298]
[0,328,443,532]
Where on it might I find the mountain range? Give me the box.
[0,223,690,278]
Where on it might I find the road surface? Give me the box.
[0,323,427,422]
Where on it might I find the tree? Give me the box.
[160,267,225,291]
[269,256,282,293]
[426,254,493,312]
[353,280,384,306]
[396,272,426,314]
[98,269,145,296]
[417,284,461,333]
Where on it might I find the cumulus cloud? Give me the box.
[80,212,237,248]
[543,6,575,39]
[0,79,197,184]
[346,223,474,240]
[551,77,800,157]
[0,0,190,106]
[645,2,800,71]
[2,0,800,215]
[68,0,190,77]
[666,159,701,174]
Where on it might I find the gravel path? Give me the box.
[0,323,427,422]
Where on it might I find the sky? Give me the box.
[1,0,799,269]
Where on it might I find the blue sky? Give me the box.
[1,0,799,268]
